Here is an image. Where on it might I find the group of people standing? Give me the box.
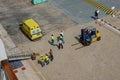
[38,49,54,67]
[31,49,54,67]
[31,31,65,67]
[50,31,65,49]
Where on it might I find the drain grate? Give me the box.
[9,60,23,70]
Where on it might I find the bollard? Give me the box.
[21,67,26,71]
[13,70,18,73]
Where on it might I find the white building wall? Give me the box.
[0,38,8,80]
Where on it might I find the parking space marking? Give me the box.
[29,60,46,80]
[84,0,116,15]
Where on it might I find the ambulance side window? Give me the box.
[28,27,30,31]
[23,23,25,26]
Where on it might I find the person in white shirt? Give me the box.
[58,39,63,49]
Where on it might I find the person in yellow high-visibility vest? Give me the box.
[50,34,55,46]
[39,55,45,67]
[45,53,49,65]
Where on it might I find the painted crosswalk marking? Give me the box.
[84,0,116,15]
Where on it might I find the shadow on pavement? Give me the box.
[91,16,96,20]
[48,40,59,49]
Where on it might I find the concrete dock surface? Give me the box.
[1,15,120,80]
[0,0,120,80]
[7,19,120,80]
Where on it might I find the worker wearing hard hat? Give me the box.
[39,55,45,67]
[45,53,49,65]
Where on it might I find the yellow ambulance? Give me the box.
[21,18,42,40]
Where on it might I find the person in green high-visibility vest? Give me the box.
[59,34,65,44]
[45,53,49,65]
[39,55,45,67]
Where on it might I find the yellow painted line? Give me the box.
[29,60,46,80]
[84,0,116,15]
[26,70,44,74]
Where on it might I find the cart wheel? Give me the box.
[97,37,101,41]
[86,41,91,46]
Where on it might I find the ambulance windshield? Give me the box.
[32,29,41,35]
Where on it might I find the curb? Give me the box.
[95,19,120,36]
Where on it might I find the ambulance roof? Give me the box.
[23,18,39,29]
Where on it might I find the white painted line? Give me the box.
[96,19,120,36]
